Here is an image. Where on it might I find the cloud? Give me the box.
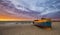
[41,9,60,15]
[0,0,60,19]
[8,0,48,12]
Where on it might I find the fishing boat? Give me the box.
[33,18,52,30]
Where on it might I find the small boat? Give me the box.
[33,18,52,30]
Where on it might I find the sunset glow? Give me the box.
[0,0,60,21]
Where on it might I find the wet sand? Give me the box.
[0,22,60,35]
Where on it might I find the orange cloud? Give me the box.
[0,14,35,21]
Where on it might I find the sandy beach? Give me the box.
[0,22,60,35]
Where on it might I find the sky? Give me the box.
[0,0,60,21]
